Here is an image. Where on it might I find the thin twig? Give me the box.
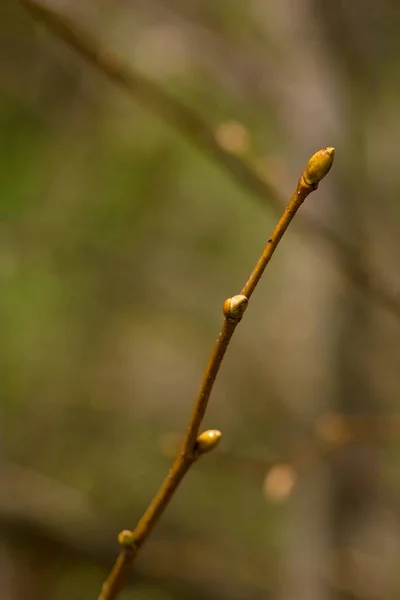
[19,0,400,320]
[93,148,334,600]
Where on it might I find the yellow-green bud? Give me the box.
[118,529,135,548]
[304,147,335,186]
[223,295,248,322]
[195,429,222,455]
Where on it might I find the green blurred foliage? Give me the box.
[2,1,400,600]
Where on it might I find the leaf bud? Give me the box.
[223,294,248,322]
[195,429,222,455]
[303,147,335,186]
[118,529,135,548]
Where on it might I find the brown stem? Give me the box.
[95,151,333,600]
[241,179,309,299]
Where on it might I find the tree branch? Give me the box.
[93,149,334,600]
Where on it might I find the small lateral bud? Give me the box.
[223,294,248,322]
[303,147,335,186]
[118,529,135,548]
[195,429,222,455]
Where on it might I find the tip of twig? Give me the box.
[303,147,335,186]
[195,429,222,456]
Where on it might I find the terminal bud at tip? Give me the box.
[304,147,335,186]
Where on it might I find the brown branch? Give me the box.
[19,0,278,206]
[92,148,334,600]
[19,0,400,320]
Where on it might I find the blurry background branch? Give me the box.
[20,0,400,321]
[3,404,400,590]
[0,461,270,600]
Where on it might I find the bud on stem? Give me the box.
[303,147,335,186]
[118,530,135,548]
[195,429,222,455]
[223,295,248,322]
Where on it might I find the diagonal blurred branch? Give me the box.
[19,0,400,319]
[0,461,270,599]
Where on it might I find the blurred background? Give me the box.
[2,1,400,599]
